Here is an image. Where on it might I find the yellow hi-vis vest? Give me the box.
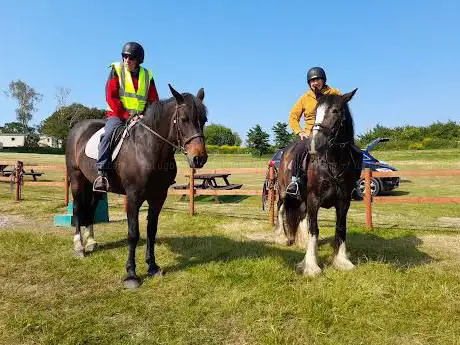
[111,62,153,114]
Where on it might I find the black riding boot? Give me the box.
[93,170,109,193]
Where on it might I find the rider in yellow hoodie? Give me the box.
[286,67,341,196]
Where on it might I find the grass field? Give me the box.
[0,149,459,344]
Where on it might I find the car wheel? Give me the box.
[355,177,381,199]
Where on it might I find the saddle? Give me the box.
[84,116,141,161]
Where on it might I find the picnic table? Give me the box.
[172,173,243,203]
[0,163,44,181]
[172,173,243,190]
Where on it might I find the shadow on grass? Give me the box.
[347,232,434,269]
[175,195,251,203]
[381,190,410,196]
[159,235,303,272]
[94,232,433,273]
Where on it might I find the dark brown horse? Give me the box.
[275,90,362,276]
[65,85,208,288]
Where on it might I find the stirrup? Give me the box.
[286,181,300,196]
[93,175,109,193]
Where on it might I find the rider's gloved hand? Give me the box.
[298,131,309,140]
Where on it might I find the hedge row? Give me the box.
[357,138,459,150]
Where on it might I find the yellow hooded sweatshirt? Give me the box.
[288,86,341,135]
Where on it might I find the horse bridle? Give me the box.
[312,110,350,149]
[311,108,356,183]
[137,103,204,154]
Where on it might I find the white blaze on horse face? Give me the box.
[315,103,327,126]
[310,103,327,154]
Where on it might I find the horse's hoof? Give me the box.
[148,266,165,278]
[333,258,356,271]
[85,242,98,253]
[298,263,321,277]
[123,276,142,289]
[74,249,85,258]
[304,266,322,277]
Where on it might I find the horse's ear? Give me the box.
[196,88,205,101]
[315,91,323,101]
[169,84,185,104]
[342,88,358,104]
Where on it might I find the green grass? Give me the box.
[0,150,459,344]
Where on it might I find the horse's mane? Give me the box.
[143,94,208,129]
[341,103,355,143]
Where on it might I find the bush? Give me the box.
[0,147,65,154]
[206,145,252,154]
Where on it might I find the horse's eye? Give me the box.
[332,109,340,114]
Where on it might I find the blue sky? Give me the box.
[1,0,459,143]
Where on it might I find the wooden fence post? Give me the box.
[364,168,373,230]
[268,165,275,226]
[64,166,69,206]
[123,195,128,213]
[189,168,195,216]
[15,161,23,201]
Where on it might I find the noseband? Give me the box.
[138,103,204,154]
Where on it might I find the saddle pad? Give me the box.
[84,117,141,161]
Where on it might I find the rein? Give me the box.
[136,103,204,154]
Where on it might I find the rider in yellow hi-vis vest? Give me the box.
[94,42,159,192]
[110,62,153,114]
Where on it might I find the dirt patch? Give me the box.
[0,215,29,228]
[420,234,460,262]
[245,231,277,243]
[437,217,460,228]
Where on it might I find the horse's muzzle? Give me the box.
[187,154,208,169]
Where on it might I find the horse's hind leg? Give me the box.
[70,170,95,257]
[332,200,355,271]
[297,201,321,276]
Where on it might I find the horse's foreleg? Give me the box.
[124,194,142,289]
[83,224,97,253]
[297,201,321,276]
[332,200,355,271]
[73,218,85,257]
[296,212,308,248]
[146,192,167,277]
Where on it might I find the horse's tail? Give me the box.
[282,194,304,245]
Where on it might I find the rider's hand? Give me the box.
[298,131,309,140]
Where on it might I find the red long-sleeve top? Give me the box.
[106,67,159,120]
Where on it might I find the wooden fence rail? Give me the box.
[5,165,459,230]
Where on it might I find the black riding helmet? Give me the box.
[307,67,327,83]
[121,42,144,64]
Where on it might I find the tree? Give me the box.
[232,131,242,146]
[4,80,43,134]
[272,121,295,149]
[0,121,33,134]
[55,86,71,110]
[246,124,271,156]
[204,123,240,146]
[41,103,106,145]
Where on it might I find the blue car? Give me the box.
[263,138,399,203]
[357,138,400,198]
